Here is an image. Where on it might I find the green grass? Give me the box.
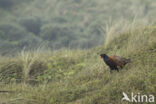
[0,26,156,104]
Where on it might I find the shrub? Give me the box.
[40,24,78,48]
[0,0,14,8]
[0,40,17,55]
[19,16,43,35]
[18,33,42,49]
[0,60,23,83]
[0,23,27,41]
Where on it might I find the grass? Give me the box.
[0,25,156,104]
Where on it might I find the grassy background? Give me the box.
[0,25,155,104]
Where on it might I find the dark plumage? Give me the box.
[100,54,130,72]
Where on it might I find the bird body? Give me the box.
[100,54,130,72]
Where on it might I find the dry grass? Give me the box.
[0,25,155,104]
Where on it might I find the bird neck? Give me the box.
[104,55,109,61]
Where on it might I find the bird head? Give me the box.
[100,54,109,60]
[100,54,106,58]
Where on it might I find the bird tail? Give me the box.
[122,58,131,65]
[126,58,131,63]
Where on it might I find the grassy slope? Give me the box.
[0,26,156,104]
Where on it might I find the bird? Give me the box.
[100,53,130,72]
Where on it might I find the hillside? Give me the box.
[0,0,156,54]
[0,26,155,104]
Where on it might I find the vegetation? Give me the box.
[0,26,156,104]
[0,0,156,53]
[0,0,156,104]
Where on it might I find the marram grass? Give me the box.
[0,26,156,104]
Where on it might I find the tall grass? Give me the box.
[104,18,153,48]
[19,50,39,83]
[0,24,155,104]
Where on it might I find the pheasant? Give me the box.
[100,54,130,72]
